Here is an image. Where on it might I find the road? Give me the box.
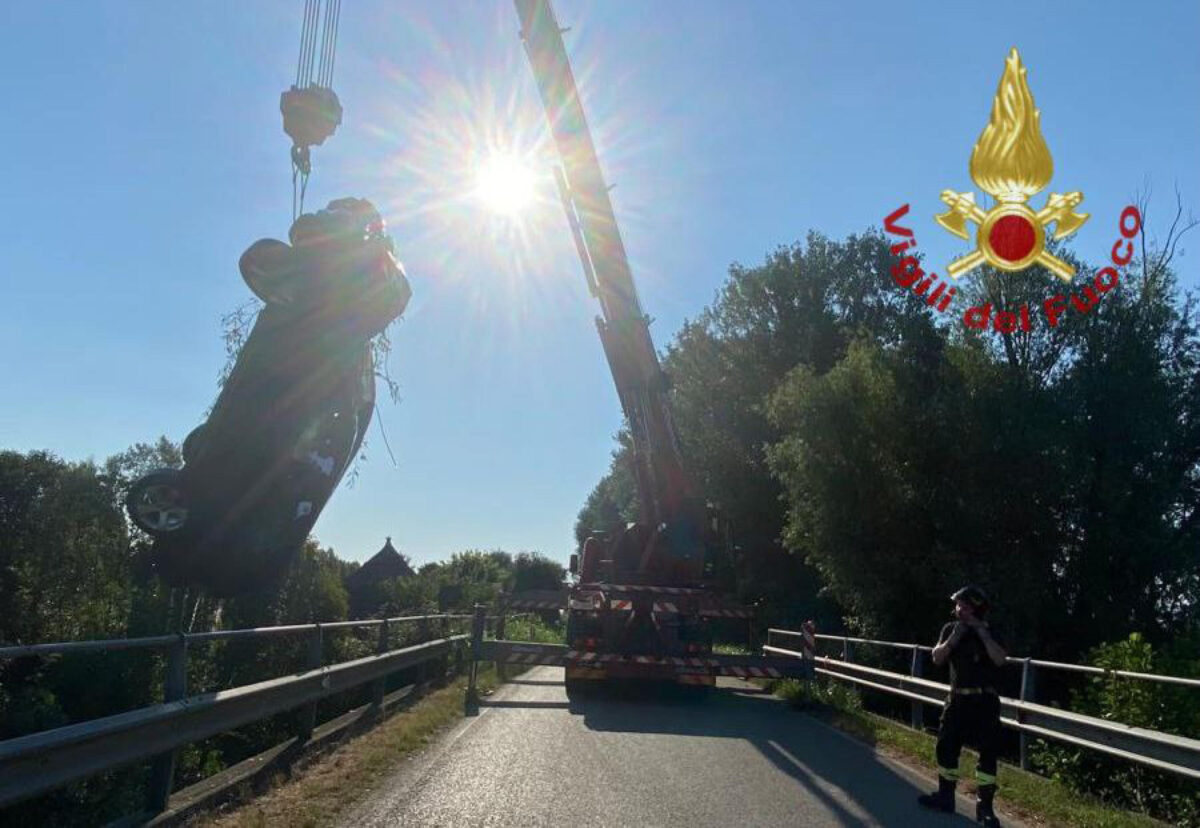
[341,666,1027,827]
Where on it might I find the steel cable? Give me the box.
[318,0,341,88]
[296,0,320,87]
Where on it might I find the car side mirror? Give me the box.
[569,553,578,575]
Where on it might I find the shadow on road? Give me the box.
[563,684,978,827]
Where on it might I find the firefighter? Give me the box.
[918,585,1007,827]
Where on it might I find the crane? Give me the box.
[513,0,754,693]
[515,0,708,587]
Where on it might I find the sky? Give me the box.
[2,1,1198,568]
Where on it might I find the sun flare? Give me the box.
[474,154,536,216]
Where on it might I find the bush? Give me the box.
[500,614,563,645]
[774,675,863,713]
[1033,633,1200,827]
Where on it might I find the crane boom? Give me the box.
[515,0,704,581]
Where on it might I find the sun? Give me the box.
[474,154,536,216]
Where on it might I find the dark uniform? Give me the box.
[935,621,1003,797]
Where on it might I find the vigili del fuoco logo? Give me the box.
[882,48,1140,332]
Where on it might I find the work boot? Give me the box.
[917,776,956,813]
[975,796,1002,826]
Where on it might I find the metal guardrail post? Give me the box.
[842,637,854,663]
[146,633,188,813]
[370,619,389,718]
[465,605,486,711]
[416,615,431,684]
[910,646,924,730]
[297,624,323,741]
[1020,658,1037,770]
[495,614,508,681]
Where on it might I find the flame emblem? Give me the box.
[936,49,1087,281]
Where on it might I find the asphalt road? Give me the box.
[341,666,1028,827]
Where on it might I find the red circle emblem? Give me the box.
[988,215,1037,262]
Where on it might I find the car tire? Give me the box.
[239,238,298,305]
[182,424,206,465]
[127,469,190,537]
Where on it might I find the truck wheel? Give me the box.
[127,469,189,537]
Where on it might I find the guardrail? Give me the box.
[766,629,1200,782]
[0,614,475,818]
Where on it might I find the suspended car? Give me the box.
[126,198,411,596]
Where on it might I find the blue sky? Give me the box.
[2,1,1197,567]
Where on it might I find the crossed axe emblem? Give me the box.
[936,190,1088,282]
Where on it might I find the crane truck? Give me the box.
[513,0,753,695]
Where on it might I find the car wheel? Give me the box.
[182,424,206,464]
[127,469,190,536]
[239,238,297,305]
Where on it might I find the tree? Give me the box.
[578,229,941,625]
[0,450,132,645]
[511,551,565,593]
[272,540,351,623]
[574,435,638,549]
[765,214,1200,652]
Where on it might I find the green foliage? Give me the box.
[764,247,1200,650]
[573,222,1198,653]
[1033,633,1200,826]
[501,613,564,645]
[0,450,135,645]
[574,439,638,549]
[360,549,565,617]
[773,675,864,713]
[273,541,351,623]
[579,230,932,628]
[511,551,566,593]
[372,571,439,615]
[437,550,510,609]
[0,438,568,824]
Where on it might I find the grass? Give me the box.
[193,665,502,828]
[712,642,752,655]
[497,615,563,645]
[765,678,1165,828]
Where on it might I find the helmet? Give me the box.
[950,585,990,615]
